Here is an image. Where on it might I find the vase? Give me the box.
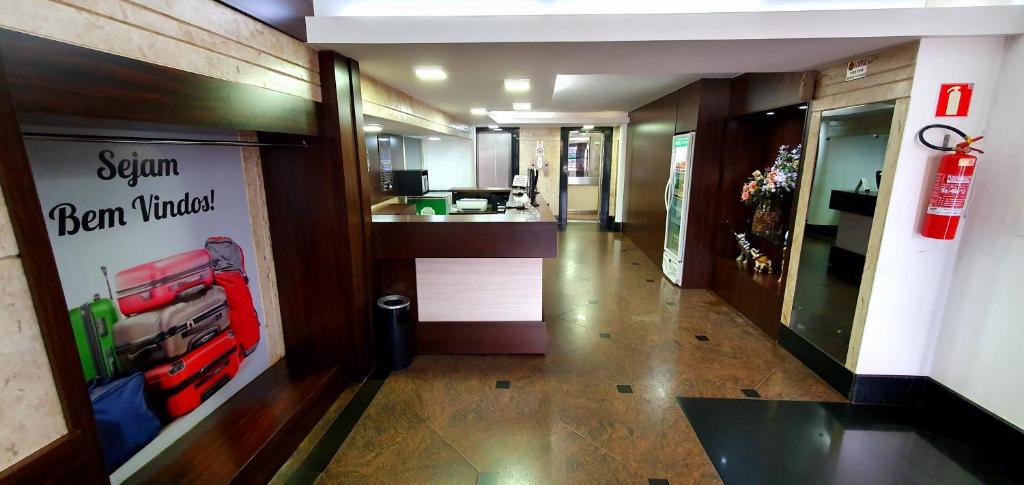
[751,200,782,235]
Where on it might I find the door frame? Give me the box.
[558,126,614,231]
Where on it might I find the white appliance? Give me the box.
[662,132,695,285]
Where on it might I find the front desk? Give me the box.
[372,197,558,354]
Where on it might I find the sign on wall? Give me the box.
[26,128,271,477]
[935,83,974,117]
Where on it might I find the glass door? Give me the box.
[664,134,691,259]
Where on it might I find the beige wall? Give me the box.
[0,0,308,473]
[361,75,472,138]
[0,187,68,470]
[609,125,622,217]
[519,127,562,214]
[1,0,320,101]
[781,41,917,371]
[567,185,599,212]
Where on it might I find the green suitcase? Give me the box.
[69,296,120,381]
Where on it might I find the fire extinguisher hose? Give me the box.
[918,124,984,153]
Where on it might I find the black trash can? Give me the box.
[376,295,413,371]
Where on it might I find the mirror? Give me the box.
[567,130,603,185]
[790,101,896,364]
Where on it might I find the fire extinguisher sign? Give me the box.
[935,83,973,117]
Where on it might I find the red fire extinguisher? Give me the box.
[917,124,983,240]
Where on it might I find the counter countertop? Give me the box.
[372,197,558,259]
[372,197,557,224]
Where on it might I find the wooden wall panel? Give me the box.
[729,71,815,116]
[2,0,320,101]
[624,89,679,264]
[0,29,318,136]
[681,79,731,288]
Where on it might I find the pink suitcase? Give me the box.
[116,249,214,316]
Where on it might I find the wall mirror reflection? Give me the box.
[790,101,896,364]
[567,130,603,185]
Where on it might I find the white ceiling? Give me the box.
[319,38,910,118]
[308,5,1023,121]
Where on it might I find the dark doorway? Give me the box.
[559,126,613,231]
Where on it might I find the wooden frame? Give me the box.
[780,42,919,371]
[0,28,372,483]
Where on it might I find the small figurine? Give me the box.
[734,232,752,264]
[750,247,772,273]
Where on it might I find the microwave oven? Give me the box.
[393,169,429,196]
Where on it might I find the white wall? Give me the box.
[807,132,889,226]
[929,35,1024,429]
[855,36,1004,375]
[423,137,474,190]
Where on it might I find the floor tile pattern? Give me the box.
[321,225,843,484]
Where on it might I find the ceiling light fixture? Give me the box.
[766,111,776,116]
[513,102,532,111]
[488,125,501,131]
[414,66,447,81]
[470,107,488,116]
[582,124,595,130]
[799,105,808,109]
[365,124,383,133]
[427,136,442,141]
[504,78,530,92]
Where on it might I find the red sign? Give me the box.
[935,83,973,117]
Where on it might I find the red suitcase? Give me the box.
[144,330,239,419]
[205,237,261,357]
[116,249,214,316]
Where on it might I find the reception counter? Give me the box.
[373,198,558,354]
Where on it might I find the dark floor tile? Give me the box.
[495,380,511,390]
[741,388,761,398]
[632,262,639,265]
[616,384,634,394]
[599,332,611,339]
[679,398,1024,485]
[695,335,710,342]
[648,479,670,485]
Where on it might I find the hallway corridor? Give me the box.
[313,225,841,484]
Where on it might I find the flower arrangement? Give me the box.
[740,144,801,206]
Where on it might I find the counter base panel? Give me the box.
[416,321,546,355]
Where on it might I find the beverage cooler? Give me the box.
[662,132,695,285]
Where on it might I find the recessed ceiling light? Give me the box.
[470,107,488,116]
[414,66,447,81]
[582,124,595,130]
[766,111,776,116]
[504,78,530,92]
[513,102,532,111]
[799,105,808,109]
[488,125,502,131]
[427,136,442,141]
[365,124,382,133]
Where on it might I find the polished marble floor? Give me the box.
[316,225,842,484]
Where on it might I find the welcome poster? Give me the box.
[25,128,271,481]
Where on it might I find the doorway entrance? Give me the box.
[789,101,897,364]
[559,126,613,231]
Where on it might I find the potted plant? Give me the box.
[741,145,801,235]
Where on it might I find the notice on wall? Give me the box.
[846,58,869,81]
[26,128,271,479]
